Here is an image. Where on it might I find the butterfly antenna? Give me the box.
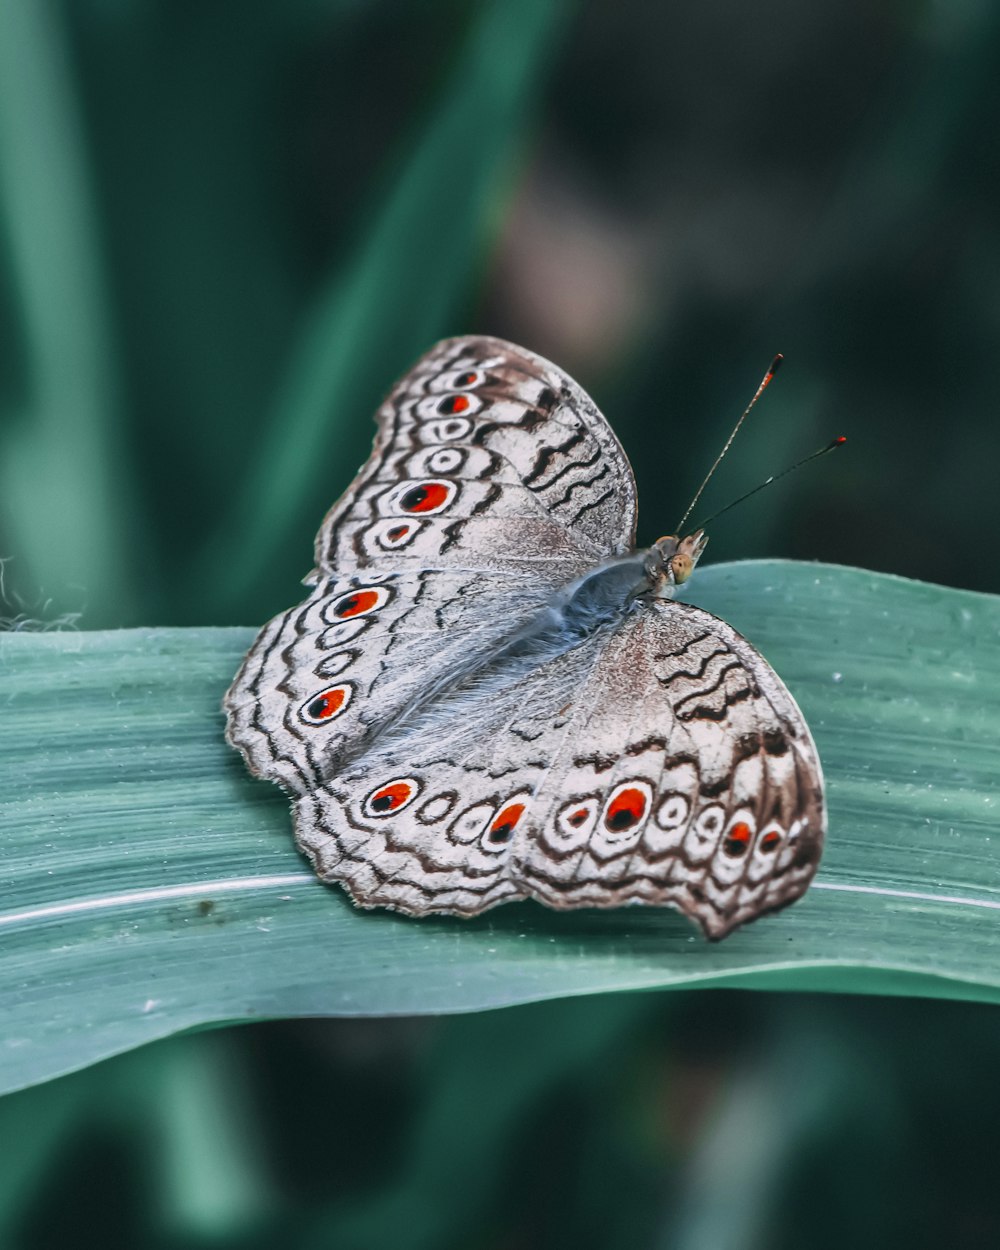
[675,354,784,534]
[692,436,847,531]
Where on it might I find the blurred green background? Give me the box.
[2,0,999,1245]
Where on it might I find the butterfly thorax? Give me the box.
[642,530,708,599]
[365,549,682,759]
[463,529,708,677]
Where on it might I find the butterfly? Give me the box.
[224,337,825,939]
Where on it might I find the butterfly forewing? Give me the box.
[312,337,638,578]
[226,338,640,788]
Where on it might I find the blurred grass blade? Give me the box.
[207,0,566,610]
[3,561,1000,1096]
[0,0,140,622]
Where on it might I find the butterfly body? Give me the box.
[225,337,825,938]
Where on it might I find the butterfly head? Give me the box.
[643,530,708,598]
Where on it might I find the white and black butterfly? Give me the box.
[224,337,825,939]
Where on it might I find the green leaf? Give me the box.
[2,560,998,1096]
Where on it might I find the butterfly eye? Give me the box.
[669,553,694,584]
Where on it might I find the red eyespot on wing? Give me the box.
[300,684,352,724]
[398,481,455,514]
[488,802,526,843]
[438,394,470,415]
[373,519,421,551]
[454,371,480,387]
[723,821,752,857]
[760,830,782,853]
[334,589,379,618]
[554,797,598,841]
[365,777,420,817]
[328,585,390,620]
[604,784,650,832]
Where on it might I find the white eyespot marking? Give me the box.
[656,794,689,830]
[417,793,457,823]
[426,446,466,474]
[382,479,458,517]
[697,806,726,837]
[322,585,391,623]
[644,792,690,854]
[371,518,423,550]
[319,618,370,648]
[682,804,726,863]
[419,417,473,443]
[314,651,354,678]
[363,777,421,819]
[299,683,353,725]
[449,803,496,844]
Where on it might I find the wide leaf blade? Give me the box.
[2,560,999,1094]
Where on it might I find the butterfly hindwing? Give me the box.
[291,598,825,938]
[292,635,603,916]
[514,600,825,938]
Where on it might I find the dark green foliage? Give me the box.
[2,0,1000,1245]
